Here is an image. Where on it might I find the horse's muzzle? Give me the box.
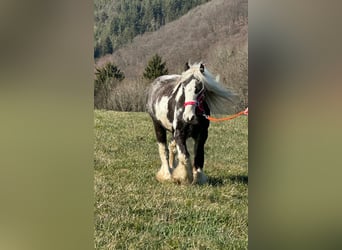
[184,114,198,124]
[183,102,198,124]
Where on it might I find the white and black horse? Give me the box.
[147,62,237,184]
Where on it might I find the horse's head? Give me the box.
[181,63,205,124]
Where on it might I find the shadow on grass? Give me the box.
[207,176,224,186]
[228,174,248,184]
[207,175,248,186]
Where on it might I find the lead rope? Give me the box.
[204,107,248,122]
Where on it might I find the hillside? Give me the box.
[94,0,210,58]
[95,0,248,111]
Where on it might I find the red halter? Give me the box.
[183,101,197,106]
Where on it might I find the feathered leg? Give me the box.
[152,119,172,182]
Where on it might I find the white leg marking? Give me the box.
[186,138,194,163]
[172,146,193,184]
[168,140,177,169]
[156,143,172,182]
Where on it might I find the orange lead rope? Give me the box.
[205,107,248,122]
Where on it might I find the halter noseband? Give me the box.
[183,101,197,106]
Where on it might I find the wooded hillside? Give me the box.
[95,0,248,111]
[94,0,210,58]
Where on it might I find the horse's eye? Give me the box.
[195,84,202,93]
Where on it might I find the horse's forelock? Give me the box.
[179,62,215,87]
[180,62,238,114]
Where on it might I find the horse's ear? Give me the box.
[185,62,190,71]
[200,63,205,73]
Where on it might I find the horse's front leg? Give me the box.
[168,137,177,169]
[171,130,193,185]
[192,127,208,185]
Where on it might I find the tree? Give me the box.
[95,62,124,84]
[103,36,113,55]
[143,54,168,80]
[94,62,125,109]
[94,43,102,58]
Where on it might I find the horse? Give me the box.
[146,62,237,185]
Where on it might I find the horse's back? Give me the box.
[151,75,180,94]
[147,74,180,116]
[157,74,180,81]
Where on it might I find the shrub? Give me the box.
[109,78,148,112]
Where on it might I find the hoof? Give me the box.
[156,168,172,183]
[172,165,193,185]
[192,169,208,185]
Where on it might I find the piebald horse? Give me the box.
[146,62,237,184]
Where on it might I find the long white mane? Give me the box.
[179,62,238,114]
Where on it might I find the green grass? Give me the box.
[94,110,248,249]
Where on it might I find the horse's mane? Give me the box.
[178,62,238,114]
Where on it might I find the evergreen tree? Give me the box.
[94,43,102,59]
[95,62,124,86]
[103,37,113,55]
[143,54,168,80]
[94,62,125,109]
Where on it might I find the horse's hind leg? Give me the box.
[152,120,172,182]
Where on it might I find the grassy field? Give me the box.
[94,110,248,249]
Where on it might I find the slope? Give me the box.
[96,0,248,109]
